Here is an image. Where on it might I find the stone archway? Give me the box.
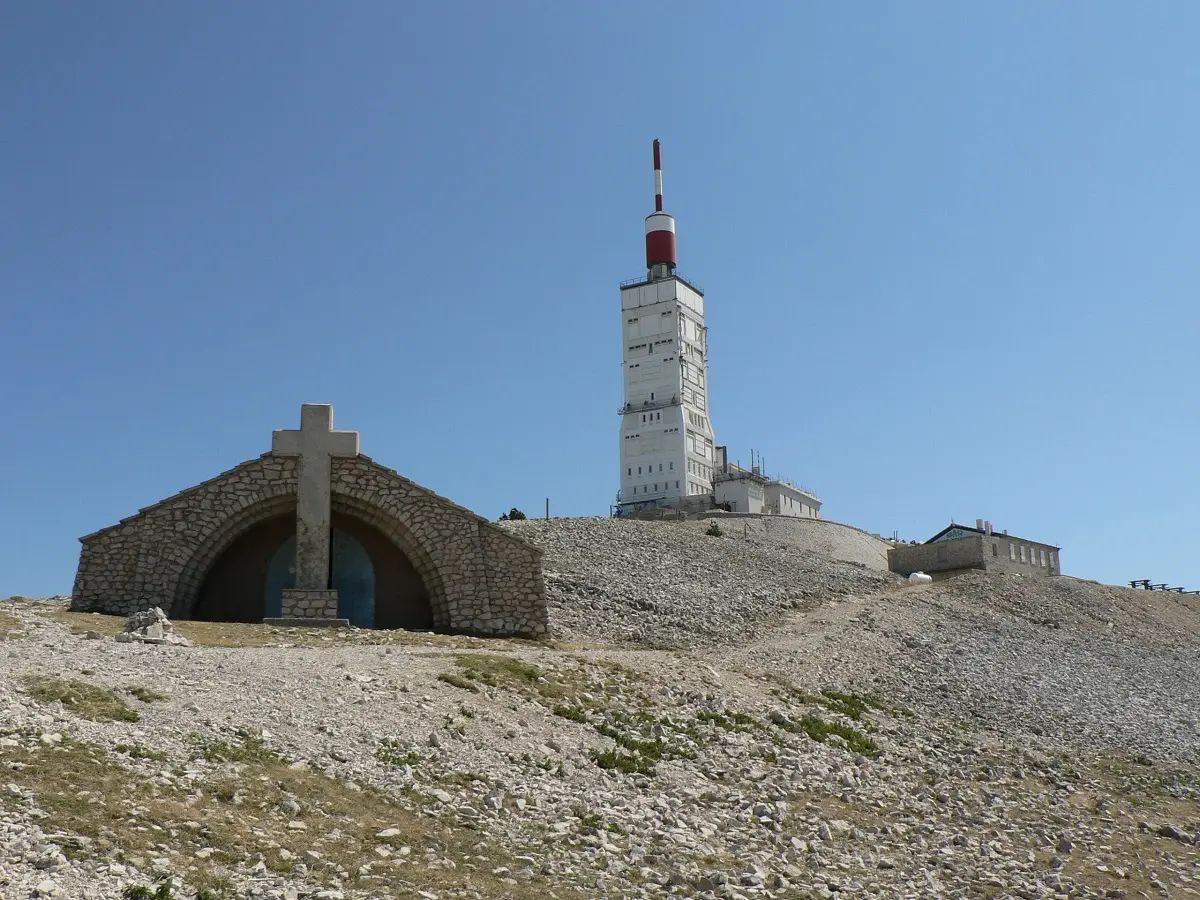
[331,492,450,630]
[181,498,441,630]
[191,510,294,623]
[72,419,547,637]
[172,493,297,620]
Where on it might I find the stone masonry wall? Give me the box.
[72,454,298,618]
[981,535,1062,578]
[329,456,548,637]
[888,537,986,577]
[72,453,548,637]
[889,535,1062,580]
[279,589,340,620]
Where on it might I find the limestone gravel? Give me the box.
[0,517,1198,899]
[501,516,897,647]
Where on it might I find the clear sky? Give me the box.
[3,2,1198,596]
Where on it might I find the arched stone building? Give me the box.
[71,405,548,637]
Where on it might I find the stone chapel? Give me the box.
[71,404,548,637]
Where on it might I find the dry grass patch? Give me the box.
[0,733,566,898]
[21,674,139,722]
[451,652,562,695]
[127,685,170,703]
[50,608,514,650]
[0,609,24,639]
[447,652,640,706]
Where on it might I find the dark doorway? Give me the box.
[192,514,293,623]
[191,510,434,629]
[333,512,433,630]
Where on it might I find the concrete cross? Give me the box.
[271,404,360,590]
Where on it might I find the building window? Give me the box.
[627,468,631,476]
[675,480,679,488]
[658,463,663,472]
[992,544,998,557]
[1019,546,1025,563]
[1040,549,1046,567]
[650,392,654,400]
[669,461,673,470]
[1009,543,1015,560]
[637,467,641,474]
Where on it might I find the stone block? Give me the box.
[280,589,340,620]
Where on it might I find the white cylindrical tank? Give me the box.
[908,572,933,584]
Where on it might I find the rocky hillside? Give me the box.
[1,517,1198,900]
[500,517,896,647]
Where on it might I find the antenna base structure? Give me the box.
[645,139,677,278]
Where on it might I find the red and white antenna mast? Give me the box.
[645,139,677,279]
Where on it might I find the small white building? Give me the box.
[764,479,822,519]
[713,465,766,514]
[712,452,822,519]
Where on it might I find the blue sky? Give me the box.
[3,2,1198,596]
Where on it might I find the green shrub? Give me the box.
[121,883,174,900]
[554,705,589,723]
[695,709,760,732]
[591,748,655,776]
[705,522,723,537]
[192,729,279,764]
[377,738,422,767]
[794,714,879,757]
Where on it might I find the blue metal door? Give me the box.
[264,535,297,619]
[332,530,376,628]
[264,530,375,627]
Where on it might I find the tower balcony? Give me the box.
[619,273,705,295]
[617,396,681,416]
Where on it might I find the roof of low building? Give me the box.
[927,522,1060,549]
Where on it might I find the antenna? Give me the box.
[644,139,677,278]
[653,139,664,212]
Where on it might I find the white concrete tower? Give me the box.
[616,140,716,512]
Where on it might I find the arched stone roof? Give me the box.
[72,452,546,637]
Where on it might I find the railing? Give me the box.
[616,396,681,415]
[769,482,823,503]
[619,272,705,294]
[1130,579,1200,595]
